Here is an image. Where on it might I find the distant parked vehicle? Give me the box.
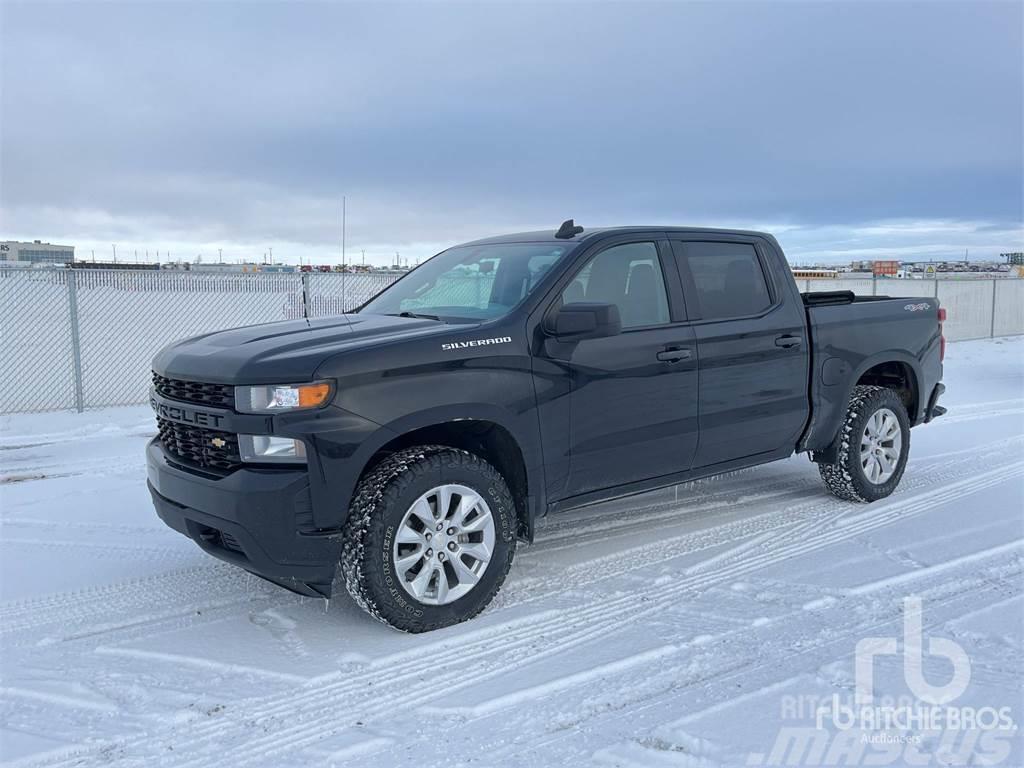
[791,269,838,279]
[147,221,947,631]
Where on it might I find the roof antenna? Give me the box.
[555,218,584,239]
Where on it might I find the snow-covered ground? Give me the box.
[1,337,1022,767]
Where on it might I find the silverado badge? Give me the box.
[210,437,226,448]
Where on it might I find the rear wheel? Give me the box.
[819,385,910,502]
[339,446,517,632]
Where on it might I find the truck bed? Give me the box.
[799,291,944,455]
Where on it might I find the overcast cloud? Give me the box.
[1,1,1021,266]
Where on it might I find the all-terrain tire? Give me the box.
[338,445,517,632]
[818,385,911,503]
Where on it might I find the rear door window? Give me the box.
[682,242,772,320]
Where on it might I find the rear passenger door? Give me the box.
[669,237,809,469]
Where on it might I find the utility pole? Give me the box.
[342,196,347,270]
[112,244,117,263]
[268,247,273,264]
[218,248,223,264]
[361,249,365,266]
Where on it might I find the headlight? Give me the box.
[238,434,306,463]
[235,381,333,413]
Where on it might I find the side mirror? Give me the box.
[551,302,622,340]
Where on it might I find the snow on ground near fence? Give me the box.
[1,337,1022,767]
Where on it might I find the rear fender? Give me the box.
[805,350,923,461]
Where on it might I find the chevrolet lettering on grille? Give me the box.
[150,397,225,428]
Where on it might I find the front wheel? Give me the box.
[339,446,517,632]
[819,385,911,503]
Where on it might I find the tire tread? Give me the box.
[339,445,516,632]
[819,385,909,503]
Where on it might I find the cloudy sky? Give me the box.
[2,1,1021,266]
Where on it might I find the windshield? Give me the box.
[360,243,569,321]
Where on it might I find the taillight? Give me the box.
[938,307,946,361]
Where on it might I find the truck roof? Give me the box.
[460,225,774,247]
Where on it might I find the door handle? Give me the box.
[656,347,692,363]
[774,335,803,349]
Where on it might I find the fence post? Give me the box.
[990,279,998,338]
[66,272,85,412]
[933,279,939,298]
[301,272,311,318]
[872,275,878,295]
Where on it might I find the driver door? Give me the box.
[542,239,699,499]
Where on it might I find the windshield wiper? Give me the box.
[391,311,444,322]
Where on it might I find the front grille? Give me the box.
[157,416,241,472]
[152,372,235,409]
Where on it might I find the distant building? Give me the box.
[872,260,900,277]
[1,240,75,265]
[1002,252,1024,266]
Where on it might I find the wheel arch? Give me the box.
[809,350,923,463]
[355,408,538,541]
[853,356,921,422]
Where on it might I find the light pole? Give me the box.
[111,244,117,263]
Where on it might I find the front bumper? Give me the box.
[147,439,340,597]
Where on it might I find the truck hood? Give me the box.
[152,313,454,383]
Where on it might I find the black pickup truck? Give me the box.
[148,222,946,631]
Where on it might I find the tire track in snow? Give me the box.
[0,431,989,651]
[533,407,1023,548]
[591,577,1020,768]
[479,547,1023,767]
[656,432,1024,579]
[41,458,1021,768]
[192,462,1024,768]
[2,430,1017,652]
[0,536,194,562]
[501,437,1022,605]
[0,565,273,642]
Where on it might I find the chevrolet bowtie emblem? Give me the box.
[211,437,226,448]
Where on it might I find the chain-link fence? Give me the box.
[0,268,401,413]
[1,268,1022,414]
